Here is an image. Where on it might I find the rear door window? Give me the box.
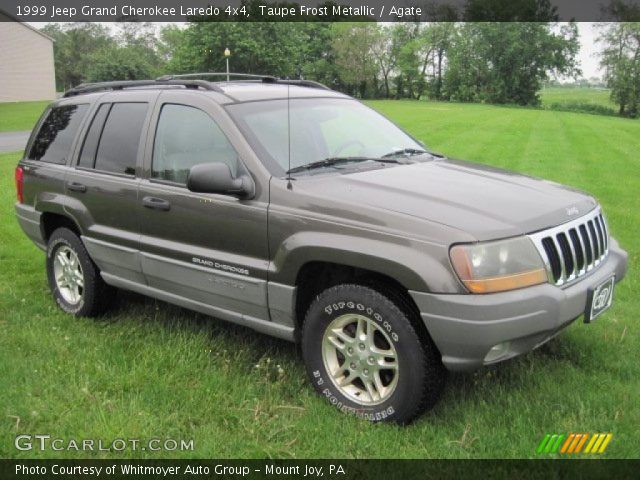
[94,103,148,175]
[29,104,89,164]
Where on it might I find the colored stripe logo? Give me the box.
[537,433,612,454]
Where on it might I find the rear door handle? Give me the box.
[142,196,171,211]
[67,182,87,193]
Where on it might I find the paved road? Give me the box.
[0,131,30,154]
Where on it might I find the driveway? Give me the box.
[0,131,30,154]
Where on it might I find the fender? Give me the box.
[269,231,460,293]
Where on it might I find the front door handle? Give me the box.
[142,196,171,211]
[67,182,87,193]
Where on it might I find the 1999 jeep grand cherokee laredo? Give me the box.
[15,74,628,424]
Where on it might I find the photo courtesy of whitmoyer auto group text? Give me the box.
[0,0,638,478]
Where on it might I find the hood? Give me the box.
[301,159,597,241]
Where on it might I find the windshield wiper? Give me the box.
[286,156,400,175]
[380,148,429,159]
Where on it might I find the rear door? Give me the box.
[137,91,270,321]
[64,91,158,284]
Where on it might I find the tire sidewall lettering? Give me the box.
[323,301,400,345]
[313,371,396,420]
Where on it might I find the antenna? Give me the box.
[286,78,292,190]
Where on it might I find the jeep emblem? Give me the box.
[566,206,579,216]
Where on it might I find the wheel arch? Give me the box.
[40,211,82,242]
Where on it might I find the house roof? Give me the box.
[0,9,55,42]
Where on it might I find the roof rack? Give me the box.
[158,73,331,90]
[62,73,332,97]
[157,72,278,82]
[62,79,223,97]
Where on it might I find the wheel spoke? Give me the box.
[356,317,367,341]
[337,369,358,387]
[74,271,84,288]
[379,357,398,370]
[327,334,347,352]
[68,286,77,303]
[332,327,355,346]
[364,379,378,402]
[56,251,68,267]
[365,321,376,349]
[333,362,349,377]
[372,371,385,397]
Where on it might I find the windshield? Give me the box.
[226,98,424,175]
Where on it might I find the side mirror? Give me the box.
[187,163,255,199]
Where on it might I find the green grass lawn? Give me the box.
[1,101,638,459]
[0,101,49,132]
[539,86,617,116]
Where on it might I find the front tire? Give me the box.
[301,284,445,424]
[46,227,113,317]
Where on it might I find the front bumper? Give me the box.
[409,238,628,372]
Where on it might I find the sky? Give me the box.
[576,23,601,79]
[29,21,604,80]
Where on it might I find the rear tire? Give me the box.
[46,227,114,317]
[301,284,445,424]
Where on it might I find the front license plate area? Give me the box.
[584,276,615,323]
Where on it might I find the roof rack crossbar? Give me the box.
[158,72,278,82]
[159,73,330,90]
[63,79,223,97]
[270,79,331,90]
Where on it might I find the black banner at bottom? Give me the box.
[2,459,640,480]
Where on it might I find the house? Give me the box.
[0,12,56,102]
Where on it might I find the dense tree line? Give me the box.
[598,23,640,117]
[39,20,637,114]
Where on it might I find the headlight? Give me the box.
[450,236,547,293]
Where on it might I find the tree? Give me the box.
[391,23,423,99]
[330,23,379,98]
[40,23,114,90]
[370,25,396,98]
[444,22,580,105]
[167,22,323,78]
[598,23,640,117]
[87,46,155,82]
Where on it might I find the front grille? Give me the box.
[528,207,609,286]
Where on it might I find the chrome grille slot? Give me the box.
[528,207,609,286]
[588,220,600,259]
[579,224,592,265]
[568,229,584,272]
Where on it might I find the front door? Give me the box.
[137,92,270,322]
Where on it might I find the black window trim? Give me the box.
[75,102,112,171]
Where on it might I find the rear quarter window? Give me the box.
[28,104,89,164]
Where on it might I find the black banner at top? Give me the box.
[1,0,640,22]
